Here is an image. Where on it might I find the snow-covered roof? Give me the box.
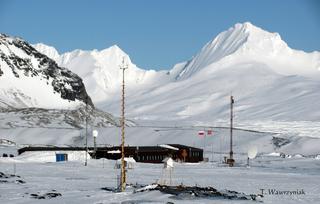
[159,144,179,151]
[117,157,136,163]
[108,150,121,154]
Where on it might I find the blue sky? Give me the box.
[0,0,319,70]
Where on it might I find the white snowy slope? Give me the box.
[0,34,92,109]
[32,43,60,62]
[33,44,169,103]
[103,22,320,122]
[173,22,320,80]
[33,22,320,123]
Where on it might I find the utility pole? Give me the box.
[120,58,128,191]
[227,95,235,167]
[85,97,88,166]
[93,130,98,159]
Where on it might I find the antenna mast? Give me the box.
[85,97,88,166]
[227,95,235,167]
[120,57,128,191]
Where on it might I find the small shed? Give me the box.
[115,157,136,169]
[160,157,174,185]
[162,157,174,169]
[56,153,68,162]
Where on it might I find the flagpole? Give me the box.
[212,142,214,164]
[204,129,206,157]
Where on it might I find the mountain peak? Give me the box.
[32,43,60,61]
[231,22,274,36]
[108,44,122,52]
[98,44,128,59]
[234,21,254,31]
[234,22,258,31]
[174,22,291,80]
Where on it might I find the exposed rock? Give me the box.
[0,33,93,108]
[135,184,263,201]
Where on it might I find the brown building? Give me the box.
[98,144,203,163]
[18,144,203,163]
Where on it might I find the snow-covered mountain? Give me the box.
[0,34,93,109]
[0,34,120,133]
[33,44,167,103]
[33,22,320,123]
[172,22,320,80]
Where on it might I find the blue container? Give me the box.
[56,153,68,162]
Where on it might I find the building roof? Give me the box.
[117,157,136,163]
[159,144,179,151]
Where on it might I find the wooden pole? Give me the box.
[120,58,128,191]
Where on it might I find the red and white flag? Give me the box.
[207,129,213,136]
[198,130,205,138]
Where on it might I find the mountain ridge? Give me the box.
[173,22,320,80]
[0,34,93,109]
[34,22,320,81]
[31,22,320,122]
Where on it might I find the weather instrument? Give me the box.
[93,130,98,159]
[247,146,258,167]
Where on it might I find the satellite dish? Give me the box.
[248,146,258,159]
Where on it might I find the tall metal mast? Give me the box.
[228,95,235,167]
[85,97,88,166]
[120,58,128,191]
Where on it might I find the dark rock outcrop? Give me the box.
[0,34,93,107]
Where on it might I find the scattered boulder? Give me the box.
[135,184,263,201]
[30,192,62,199]
[15,179,26,184]
[0,172,25,184]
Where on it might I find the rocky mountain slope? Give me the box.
[0,34,93,109]
[0,34,119,132]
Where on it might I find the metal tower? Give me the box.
[120,58,128,191]
[227,95,235,167]
[85,96,88,166]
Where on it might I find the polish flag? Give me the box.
[198,131,205,138]
[207,129,213,135]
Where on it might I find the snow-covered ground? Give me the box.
[1,118,320,203]
[0,152,319,203]
[1,22,320,203]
